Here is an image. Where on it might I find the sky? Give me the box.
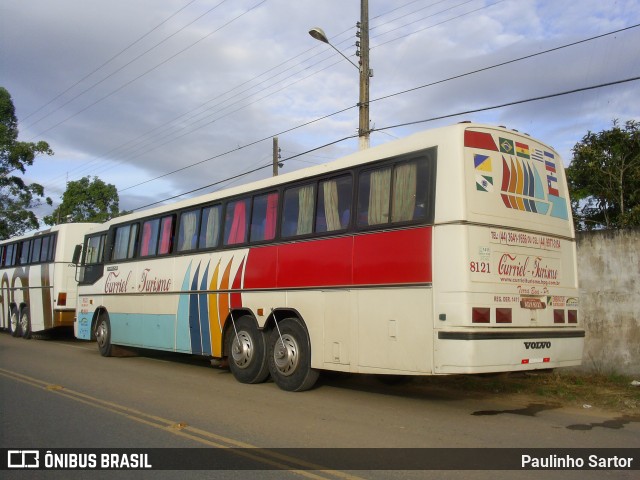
[1,0,639,226]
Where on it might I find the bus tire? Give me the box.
[20,307,31,339]
[227,316,270,384]
[95,312,113,357]
[268,318,319,392]
[9,306,21,337]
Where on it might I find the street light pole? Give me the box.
[309,0,371,150]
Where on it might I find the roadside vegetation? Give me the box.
[418,371,640,414]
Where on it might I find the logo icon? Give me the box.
[8,450,39,468]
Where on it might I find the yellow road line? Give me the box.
[0,368,362,480]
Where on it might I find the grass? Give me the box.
[417,370,640,414]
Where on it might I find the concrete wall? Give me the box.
[576,229,640,376]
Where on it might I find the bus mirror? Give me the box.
[72,244,82,265]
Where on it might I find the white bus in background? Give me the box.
[75,123,583,391]
[0,223,98,338]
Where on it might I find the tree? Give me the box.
[44,176,121,225]
[566,119,640,230]
[0,86,53,239]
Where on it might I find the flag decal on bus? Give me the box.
[474,154,494,192]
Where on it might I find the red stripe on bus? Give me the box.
[244,227,433,289]
[464,130,498,151]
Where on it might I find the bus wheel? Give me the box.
[95,313,113,357]
[227,316,270,384]
[9,307,21,337]
[20,307,31,340]
[268,318,319,392]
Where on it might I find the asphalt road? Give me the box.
[0,331,638,479]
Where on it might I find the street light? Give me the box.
[308,1,371,150]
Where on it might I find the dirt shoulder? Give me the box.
[414,371,640,415]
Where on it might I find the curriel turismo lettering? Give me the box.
[138,268,172,293]
[498,254,529,277]
[104,271,132,294]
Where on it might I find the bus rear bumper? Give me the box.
[434,328,585,374]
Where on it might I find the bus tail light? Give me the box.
[472,307,490,323]
[522,358,551,365]
[57,292,67,306]
[568,310,578,324]
[496,308,512,323]
[554,309,565,323]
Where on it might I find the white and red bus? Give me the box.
[1,223,98,338]
[75,123,583,391]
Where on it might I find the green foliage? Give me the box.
[566,120,640,230]
[0,87,53,239]
[44,176,121,225]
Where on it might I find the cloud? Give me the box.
[1,0,639,218]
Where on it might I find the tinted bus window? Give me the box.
[199,205,221,249]
[316,175,352,233]
[282,184,316,238]
[112,224,139,260]
[177,209,200,252]
[250,192,278,242]
[224,198,250,245]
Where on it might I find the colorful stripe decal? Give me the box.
[199,261,211,355]
[209,261,222,357]
[189,263,202,354]
[176,262,192,352]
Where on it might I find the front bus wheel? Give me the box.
[268,318,319,392]
[94,313,113,357]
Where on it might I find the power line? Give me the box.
[374,76,640,132]
[29,0,265,140]
[114,24,639,194]
[371,23,640,103]
[130,134,358,211]
[128,76,640,213]
[22,0,199,125]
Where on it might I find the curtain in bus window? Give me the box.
[178,211,199,251]
[158,217,173,255]
[297,185,315,235]
[113,227,130,260]
[140,219,159,256]
[227,200,248,245]
[200,206,220,249]
[368,168,391,225]
[265,193,278,240]
[322,180,341,231]
[127,224,139,258]
[392,161,417,222]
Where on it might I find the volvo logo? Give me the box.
[524,341,551,349]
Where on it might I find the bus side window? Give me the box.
[199,205,221,249]
[358,167,391,227]
[158,216,174,255]
[282,184,316,238]
[250,192,279,242]
[224,198,251,245]
[140,219,160,257]
[316,175,352,233]
[112,224,139,261]
[30,237,42,264]
[19,240,32,265]
[177,209,201,252]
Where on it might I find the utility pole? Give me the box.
[357,0,371,150]
[272,136,279,176]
